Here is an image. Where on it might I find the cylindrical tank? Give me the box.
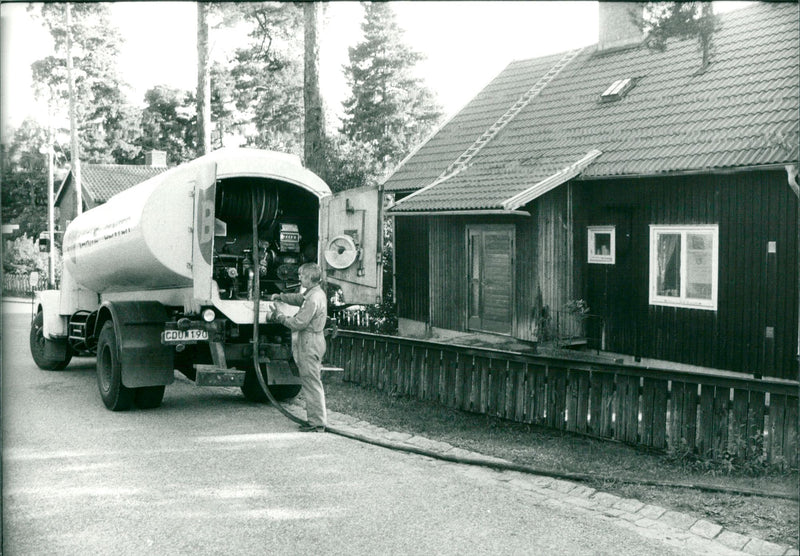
[62,149,330,295]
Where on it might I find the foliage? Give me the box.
[320,135,383,192]
[340,2,443,175]
[2,234,59,277]
[29,3,140,164]
[641,2,719,69]
[1,119,50,239]
[139,86,197,165]
[225,2,304,155]
[334,301,398,335]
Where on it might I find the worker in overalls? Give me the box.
[268,262,328,432]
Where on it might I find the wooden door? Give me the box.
[467,225,514,334]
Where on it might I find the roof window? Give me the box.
[600,77,635,102]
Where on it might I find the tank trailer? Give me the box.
[30,149,382,410]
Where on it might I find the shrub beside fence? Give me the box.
[328,330,799,468]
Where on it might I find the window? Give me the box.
[588,226,615,264]
[600,77,636,102]
[649,225,718,310]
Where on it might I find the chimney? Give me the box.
[144,149,167,167]
[598,2,643,51]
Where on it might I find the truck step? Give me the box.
[194,365,246,387]
[321,366,344,373]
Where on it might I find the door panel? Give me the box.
[320,185,383,305]
[467,226,514,334]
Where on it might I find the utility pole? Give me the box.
[66,3,82,216]
[47,106,55,287]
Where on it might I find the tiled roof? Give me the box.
[55,164,169,206]
[387,3,799,213]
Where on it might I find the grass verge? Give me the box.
[323,374,799,548]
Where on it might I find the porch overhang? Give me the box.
[389,209,531,217]
[500,149,603,211]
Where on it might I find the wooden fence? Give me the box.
[328,331,799,468]
[2,273,53,296]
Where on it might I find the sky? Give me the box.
[0,1,750,142]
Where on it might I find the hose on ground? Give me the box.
[250,188,307,427]
[247,190,796,502]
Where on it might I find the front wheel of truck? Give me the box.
[30,311,72,370]
[96,321,134,411]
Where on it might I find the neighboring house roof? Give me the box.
[387,3,799,213]
[55,164,169,207]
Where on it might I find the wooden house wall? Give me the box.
[575,169,799,380]
[393,215,430,322]
[396,185,579,342]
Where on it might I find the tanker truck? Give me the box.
[30,148,382,410]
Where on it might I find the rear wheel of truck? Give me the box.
[134,386,165,409]
[96,321,134,411]
[30,311,73,370]
[241,367,302,403]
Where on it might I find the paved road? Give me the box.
[0,306,727,555]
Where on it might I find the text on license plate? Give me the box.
[162,329,208,343]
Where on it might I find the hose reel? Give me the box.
[324,234,360,270]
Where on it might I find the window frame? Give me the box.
[587,225,616,264]
[648,224,719,311]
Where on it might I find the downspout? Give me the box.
[788,165,799,369]
[787,164,799,472]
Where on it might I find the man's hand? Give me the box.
[267,307,280,322]
[269,293,280,301]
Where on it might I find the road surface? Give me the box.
[2,303,694,555]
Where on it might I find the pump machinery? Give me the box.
[30,149,382,410]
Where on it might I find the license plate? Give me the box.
[161,329,208,343]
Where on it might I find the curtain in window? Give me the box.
[656,233,680,297]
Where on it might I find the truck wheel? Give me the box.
[30,311,72,370]
[96,322,134,411]
[241,368,302,403]
[134,386,165,409]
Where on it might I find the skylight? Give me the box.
[600,78,636,102]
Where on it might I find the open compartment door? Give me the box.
[319,185,383,305]
[192,161,218,304]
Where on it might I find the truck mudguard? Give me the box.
[97,301,174,388]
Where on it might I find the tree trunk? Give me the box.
[303,2,326,178]
[196,2,212,156]
[66,3,82,215]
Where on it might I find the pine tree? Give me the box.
[29,4,139,164]
[340,3,442,174]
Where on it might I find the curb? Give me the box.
[323,408,798,556]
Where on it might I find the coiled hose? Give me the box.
[247,190,795,501]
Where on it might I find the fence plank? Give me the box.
[652,379,668,450]
[548,367,568,430]
[566,369,579,432]
[698,384,715,458]
[785,396,798,468]
[615,375,639,444]
[748,391,766,462]
[511,360,525,421]
[641,378,655,446]
[712,386,730,460]
[768,394,786,465]
[731,388,749,460]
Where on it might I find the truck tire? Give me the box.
[134,386,165,409]
[96,321,134,411]
[241,367,302,403]
[30,311,72,370]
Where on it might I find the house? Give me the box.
[384,2,799,380]
[54,150,170,231]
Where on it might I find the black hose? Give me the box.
[250,188,307,427]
